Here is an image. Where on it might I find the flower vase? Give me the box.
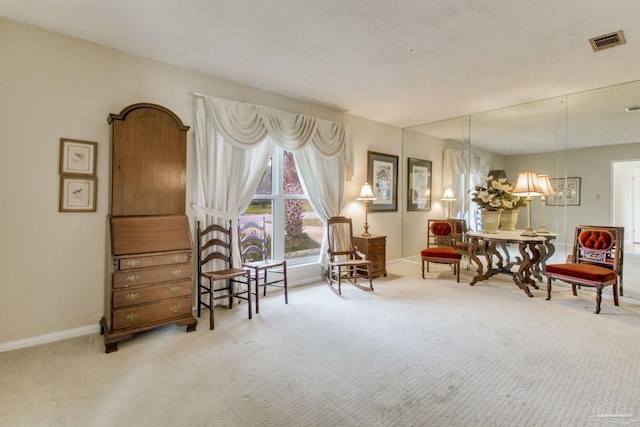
[500,209,519,231]
[481,210,501,233]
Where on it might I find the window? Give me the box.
[239,147,322,264]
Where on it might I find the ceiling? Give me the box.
[1,0,640,134]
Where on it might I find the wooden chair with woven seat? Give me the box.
[420,219,462,282]
[546,225,623,314]
[237,217,288,314]
[326,216,374,295]
[197,220,252,330]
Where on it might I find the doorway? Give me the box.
[613,160,640,299]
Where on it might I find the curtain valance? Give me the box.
[198,95,352,172]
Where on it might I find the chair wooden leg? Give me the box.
[209,278,215,330]
[456,262,460,283]
[421,258,425,279]
[595,288,602,314]
[571,284,577,296]
[283,263,289,304]
[253,269,260,314]
[546,278,552,301]
[368,265,374,291]
[247,273,252,320]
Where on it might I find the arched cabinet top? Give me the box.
[107,102,190,131]
[108,102,189,216]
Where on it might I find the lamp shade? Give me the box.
[356,183,376,201]
[537,174,555,196]
[512,171,544,197]
[441,187,456,201]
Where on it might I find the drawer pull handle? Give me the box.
[170,305,181,313]
[125,313,139,321]
[127,259,141,267]
[126,293,139,301]
[171,255,183,262]
[171,269,182,276]
[126,275,140,283]
[170,286,182,293]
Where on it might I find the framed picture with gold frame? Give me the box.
[59,175,97,212]
[59,138,97,175]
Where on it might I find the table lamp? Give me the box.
[356,183,377,236]
[536,174,555,233]
[441,187,456,218]
[512,171,544,236]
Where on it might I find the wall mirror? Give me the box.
[402,79,640,299]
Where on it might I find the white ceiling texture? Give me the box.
[2,0,640,153]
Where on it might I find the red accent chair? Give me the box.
[420,219,463,282]
[546,226,623,314]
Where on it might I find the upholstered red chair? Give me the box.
[448,218,470,268]
[546,226,623,313]
[420,219,462,282]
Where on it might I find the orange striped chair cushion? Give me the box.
[420,247,462,260]
[545,263,617,282]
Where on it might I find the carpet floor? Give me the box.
[1,261,639,427]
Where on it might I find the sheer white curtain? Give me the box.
[193,95,352,266]
[443,149,468,219]
[443,149,490,230]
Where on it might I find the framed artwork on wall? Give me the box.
[367,151,398,212]
[59,138,97,175]
[59,175,97,212]
[546,177,581,206]
[407,157,432,211]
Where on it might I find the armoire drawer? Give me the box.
[112,262,192,289]
[116,251,191,271]
[111,296,193,330]
[112,279,192,308]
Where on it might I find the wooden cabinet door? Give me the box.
[108,103,190,216]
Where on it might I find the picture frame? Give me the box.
[367,151,399,212]
[407,157,432,211]
[546,177,581,206]
[59,175,97,212]
[59,138,97,175]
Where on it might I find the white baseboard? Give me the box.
[0,261,383,353]
[0,324,100,353]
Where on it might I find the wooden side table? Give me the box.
[352,235,387,277]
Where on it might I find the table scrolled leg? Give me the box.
[468,237,485,286]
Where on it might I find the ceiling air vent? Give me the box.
[589,30,626,52]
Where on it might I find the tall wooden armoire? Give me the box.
[100,103,197,353]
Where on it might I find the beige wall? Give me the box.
[343,115,403,261]
[0,18,403,348]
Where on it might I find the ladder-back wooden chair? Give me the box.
[326,216,374,295]
[420,219,463,282]
[237,217,288,313]
[197,220,251,330]
[545,226,623,313]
